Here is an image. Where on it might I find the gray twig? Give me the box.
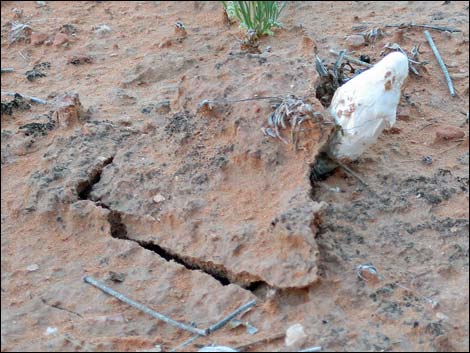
[329,50,373,68]
[83,276,208,336]
[335,160,369,187]
[424,30,456,97]
[435,139,465,155]
[315,56,329,77]
[170,334,202,352]
[1,91,48,105]
[1,68,15,73]
[235,332,285,351]
[207,299,256,334]
[169,299,257,352]
[204,96,283,105]
[299,347,322,352]
[41,298,83,318]
[385,23,461,33]
[334,50,346,72]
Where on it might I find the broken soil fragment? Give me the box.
[435,125,466,141]
[68,54,93,65]
[1,94,31,115]
[25,62,50,81]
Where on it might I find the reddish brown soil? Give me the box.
[1,1,469,352]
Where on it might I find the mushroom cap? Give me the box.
[328,51,409,160]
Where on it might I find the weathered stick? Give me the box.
[299,347,322,352]
[235,332,285,351]
[207,299,256,334]
[336,160,369,187]
[202,96,283,106]
[1,68,15,73]
[424,30,456,97]
[170,299,257,352]
[83,276,208,336]
[329,50,373,68]
[315,55,329,77]
[385,23,461,33]
[1,91,48,105]
[169,334,201,352]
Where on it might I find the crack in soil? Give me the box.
[76,156,270,296]
[77,156,114,200]
[105,206,271,295]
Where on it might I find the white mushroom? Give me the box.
[327,51,409,161]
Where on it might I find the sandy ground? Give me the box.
[1,1,469,352]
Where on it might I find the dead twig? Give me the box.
[197,96,283,114]
[235,332,285,351]
[382,42,428,75]
[169,335,201,352]
[315,55,329,77]
[336,160,369,187]
[207,300,257,334]
[1,91,48,105]
[435,139,465,155]
[168,299,257,352]
[418,122,435,131]
[329,49,373,68]
[401,139,466,163]
[424,30,456,97]
[1,68,15,73]
[299,347,322,352]
[385,23,461,33]
[201,96,283,105]
[83,276,208,336]
[40,298,83,318]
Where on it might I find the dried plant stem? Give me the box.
[1,91,48,105]
[208,96,283,105]
[83,276,208,336]
[424,30,456,97]
[386,23,461,33]
[169,334,201,352]
[299,347,322,352]
[168,298,257,351]
[235,332,285,351]
[329,50,373,68]
[207,299,257,334]
[336,160,369,187]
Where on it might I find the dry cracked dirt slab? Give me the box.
[1,1,469,352]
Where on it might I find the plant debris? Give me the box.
[25,62,51,81]
[59,23,78,35]
[9,21,32,43]
[68,54,93,65]
[424,30,456,96]
[381,43,428,75]
[385,22,461,32]
[315,52,359,107]
[1,94,31,115]
[264,95,325,149]
[18,114,55,137]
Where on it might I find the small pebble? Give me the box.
[346,34,365,47]
[94,24,112,37]
[153,194,166,203]
[285,323,307,347]
[422,156,433,165]
[45,327,57,336]
[435,126,465,141]
[27,264,39,272]
[31,32,48,45]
